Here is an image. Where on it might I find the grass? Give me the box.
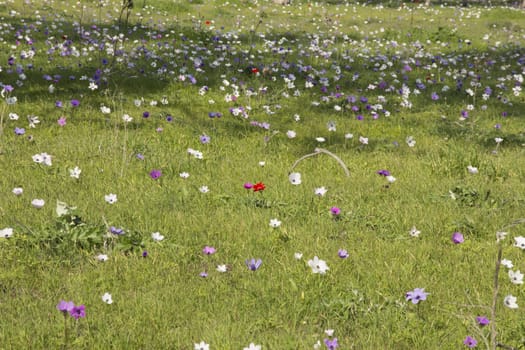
[0,0,525,349]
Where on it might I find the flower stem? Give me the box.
[490,244,502,350]
[62,314,69,350]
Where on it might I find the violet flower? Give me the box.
[56,300,74,314]
[202,246,216,255]
[452,232,464,244]
[245,258,262,271]
[405,288,429,304]
[69,305,86,319]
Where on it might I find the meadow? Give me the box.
[0,0,524,348]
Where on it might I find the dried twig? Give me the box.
[290,148,350,177]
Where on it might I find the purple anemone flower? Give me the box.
[69,304,86,319]
[149,169,162,180]
[452,232,464,244]
[202,246,216,255]
[463,336,477,348]
[405,288,429,304]
[245,258,262,271]
[56,300,74,314]
[330,207,341,216]
[324,338,338,350]
[476,316,490,326]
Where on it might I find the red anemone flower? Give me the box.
[253,182,265,192]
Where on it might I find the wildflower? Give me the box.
[199,272,208,278]
[253,182,265,192]
[324,329,335,337]
[199,186,209,193]
[12,187,23,196]
[243,343,261,350]
[57,117,66,126]
[269,218,282,228]
[179,172,190,179]
[96,254,108,262]
[15,127,25,135]
[149,169,162,180]
[1,228,14,238]
[338,249,349,259]
[316,137,326,143]
[244,182,253,190]
[495,137,503,144]
[503,295,518,309]
[359,136,368,145]
[406,136,416,147]
[69,166,81,179]
[245,258,262,271]
[463,336,477,348]
[136,153,145,160]
[109,226,124,235]
[199,134,211,144]
[142,251,148,258]
[376,170,391,176]
[202,246,216,255]
[514,236,525,249]
[330,207,341,216]
[151,232,165,241]
[28,115,40,128]
[216,264,228,273]
[104,193,117,204]
[194,341,210,350]
[102,293,113,304]
[294,252,303,260]
[452,232,464,244]
[308,256,329,274]
[69,304,86,319]
[286,130,297,138]
[345,133,354,139]
[70,99,80,107]
[409,226,421,237]
[467,165,478,174]
[501,259,513,268]
[496,231,508,242]
[32,153,52,166]
[142,111,150,118]
[289,172,302,185]
[476,316,490,326]
[405,288,429,304]
[386,175,396,183]
[508,270,524,285]
[324,338,338,350]
[31,199,45,208]
[314,187,327,196]
[327,121,336,132]
[100,105,111,114]
[56,300,74,314]
[258,161,266,167]
[122,114,133,123]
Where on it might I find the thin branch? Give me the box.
[290,148,350,177]
[490,244,502,350]
[496,343,518,350]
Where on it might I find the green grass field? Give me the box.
[0,0,524,348]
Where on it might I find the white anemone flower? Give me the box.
[289,172,302,185]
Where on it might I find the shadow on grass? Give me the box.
[1,3,524,148]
